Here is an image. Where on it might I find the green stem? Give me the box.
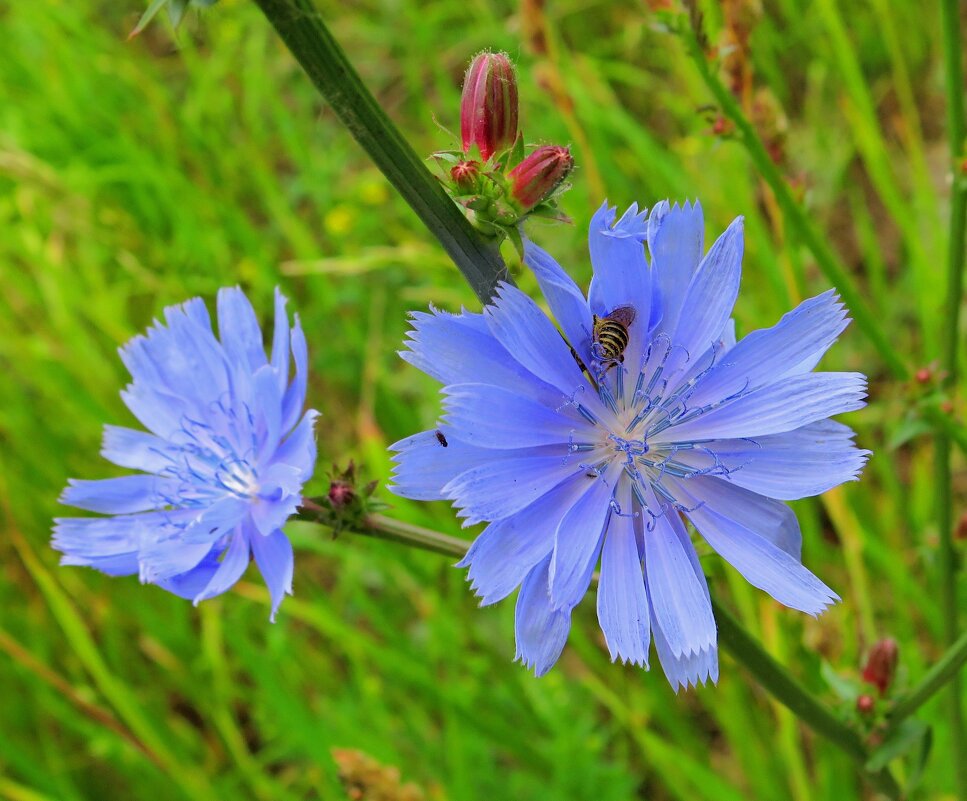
[681,26,908,380]
[936,0,967,795]
[888,629,967,730]
[323,513,899,798]
[252,0,509,304]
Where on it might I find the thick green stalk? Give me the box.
[323,513,900,798]
[936,0,967,794]
[252,0,509,304]
[681,27,908,380]
[888,629,967,729]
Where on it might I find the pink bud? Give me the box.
[450,160,481,192]
[862,638,899,694]
[509,145,574,210]
[856,694,875,716]
[460,52,518,161]
[328,481,355,509]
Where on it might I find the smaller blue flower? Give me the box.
[53,287,318,620]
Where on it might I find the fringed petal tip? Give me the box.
[591,200,649,241]
[664,645,720,693]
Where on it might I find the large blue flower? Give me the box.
[390,200,869,688]
[53,287,318,620]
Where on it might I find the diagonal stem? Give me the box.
[304,510,900,799]
[888,629,967,730]
[252,0,509,304]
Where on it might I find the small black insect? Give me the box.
[434,430,449,447]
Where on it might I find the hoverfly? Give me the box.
[591,305,636,371]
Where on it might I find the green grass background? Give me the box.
[0,1,963,798]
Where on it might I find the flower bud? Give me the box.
[862,638,899,694]
[461,52,519,161]
[856,694,875,716]
[450,160,481,193]
[509,145,573,210]
[328,480,355,509]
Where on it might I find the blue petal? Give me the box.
[100,425,176,473]
[271,410,320,481]
[588,202,652,368]
[139,537,217,584]
[523,239,594,365]
[642,490,716,658]
[217,287,267,371]
[270,288,291,396]
[458,473,593,605]
[673,479,839,615]
[669,475,802,559]
[250,474,302,537]
[647,200,705,339]
[687,290,849,409]
[250,525,294,622]
[157,552,221,599]
[281,314,308,435]
[549,462,623,609]
[651,612,718,692]
[675,421,870,501]
[60,476,179,514]
[514,556,572,677]
[253,364,283,461]
[442,383,591,449]
[664,372,867,441]
[401,308,563,408]
[444,450,584,527]
[670,216,743,372]
[485,284,604,411]
[192,527,252,604]
[596,480,650,666]
[119,365,195,439]
[389,428,505,501]
[52,515,142,575]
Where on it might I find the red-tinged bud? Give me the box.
[862,638,899,694]
[461,52,519,161]
[914,367,932,384]
[856,694,875,716]
[328,480,355,509]
[509,145,573,210]
[450,160,481,192]
[957,510,967,541]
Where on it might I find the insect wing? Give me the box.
[605,305,636,328]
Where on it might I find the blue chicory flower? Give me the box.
[53,287,318,620]
[390,200,869,688]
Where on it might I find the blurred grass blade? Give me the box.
[9,528,215,801]
[680,23,908,380]
[935,0,967,793]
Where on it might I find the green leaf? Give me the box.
[905,725,933,795]
[888,415,931,450]
[129,0,169,37]
[820,660,861,702]
[865,719,930,772]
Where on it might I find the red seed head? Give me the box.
[508,145,574,210]
[460,52,519,161]
[450,160,481,192]
[862,638,899,694]
[856,694,875,716]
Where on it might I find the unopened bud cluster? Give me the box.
[300,462,383,535]
[434,51,574,251]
